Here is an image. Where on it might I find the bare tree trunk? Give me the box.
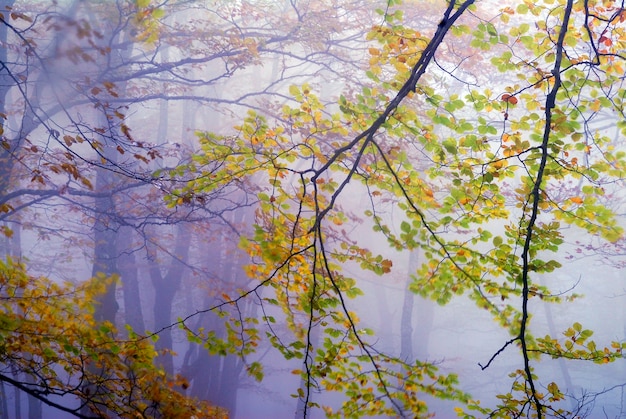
[0,0,17,199]
[187,308,244,416]
[148,223,191,375]
[0,383,9,419]
[400,283,415,361]
[407,250,434,360]
[82,135,120,417]
[376,286,395,351]
[185,207,252,416]
[80,6,135,411]
[0,382,7,419]
[118,226,145,333]
[26,386,41,419]
[12,374,20,419]
[91,144,120,324]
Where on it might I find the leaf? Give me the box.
[288,85,299,96]
[381,259,393,273]
[442,138,457,154]
[501,93,518,105]
[1,226,13,238]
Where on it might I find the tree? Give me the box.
[180,0,626,417]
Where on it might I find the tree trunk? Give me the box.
[12,373,21,419]
[407,250,434,360]
[118,226,145,334]
[0,0,17,198]
[91,154,119,324]
[400,283,415,361]
[148,223,191,375]
[26,386,41,419]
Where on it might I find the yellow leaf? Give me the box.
[80,177,93,189]
[590,99,601,112]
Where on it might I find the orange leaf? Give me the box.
[381,259,393,273]
[501,94,518,105]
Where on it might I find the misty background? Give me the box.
[0,0,625,418]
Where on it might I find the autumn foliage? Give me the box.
[184,0,626,417]
[0,258,225,418]
[1,0,626,418]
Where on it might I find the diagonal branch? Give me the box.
[308,0,475,233]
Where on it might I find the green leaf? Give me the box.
[400,221,411,233]
[442,139,457,154]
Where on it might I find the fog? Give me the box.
[0,0,625,418]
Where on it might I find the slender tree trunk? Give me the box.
[219,353,243,417]
[188,313,227,406]
[151,273,181,375]
[12,373,20,419]
[400,283,414,361]
[187,208,252,416]
[0,382,6,419]
[26,388,41,419]
[408,250,434,360]
[82,135,119,417]
[188,347,212,400]
[0,0,17,198]
[376,286,395,351]
[148,223,191,375]
[81,8,134,411]
[118,226,145,333]
[91,147,119,324]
